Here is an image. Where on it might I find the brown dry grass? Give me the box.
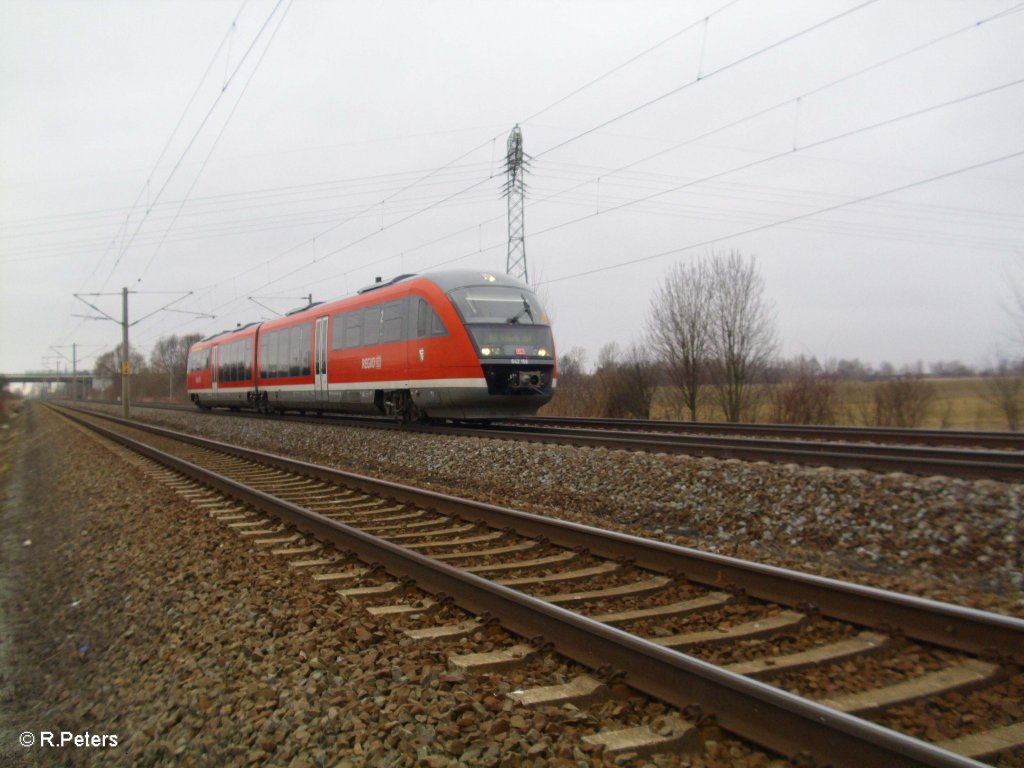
[649,378,1016,430]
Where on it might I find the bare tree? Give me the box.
[771,358,839,425]
[647,259,712,420]
[94,345,147,401]
[705,250,778,422]
[869,375,935,427]
[544,346,596,416]
[150,333,201,401]
[599,342,657,419]
[591,342,622,417]
[979,360,1024,431]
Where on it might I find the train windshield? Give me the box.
[465,324,553,359]
[449,285,553,359]
[447,286,548,326]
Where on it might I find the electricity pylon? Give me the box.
[504,124,529,283]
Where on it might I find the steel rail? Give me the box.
[433,422,1024,482]
[84,400,1024,480]
[100,400,1024,450]
[59,404,1024,660]
[505,415,1024,450]
[54,404,996,768]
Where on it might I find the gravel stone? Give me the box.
[2,404,796,767]
[106,405,1022,616]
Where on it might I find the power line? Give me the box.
[531,0,883,159]
[97,0,287,292]
[200,0,887,310]
[508,77,1024,251]
[136,0,294,284]
[292,0,1023,286]
[0,162,493,246]
[139,0,837,329]
[519,0,744,125]
[74,0,252,294]
[538,148,1024,286]
[129,2,1022,350]
[1,186,501,264]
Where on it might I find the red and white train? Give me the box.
[186,270,556,422]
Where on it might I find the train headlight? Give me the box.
[481,347,492,356]
[537,348,548,357]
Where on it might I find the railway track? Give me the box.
[52,403,1024,767]
[84,400,1024,481]
[506,416,1024,451]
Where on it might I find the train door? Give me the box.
[314,316,329,402]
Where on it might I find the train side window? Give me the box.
[287,327,299,377]
[264,333,275,378]
[430,308,447,337]
[362,306,382,347]
[416,298,447,338]
[277,331,286,378]
[381,300,404,344]
[343,311,362,349]
[220,343,230,382]
[330,314,345,351]
[297,323,311,376]
[271,331,283,378]
[276,330,286,378]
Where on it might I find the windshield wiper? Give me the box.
[507,294,535,324]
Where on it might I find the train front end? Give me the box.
[424,271,556,420]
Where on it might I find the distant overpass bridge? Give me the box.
[1,372,94,397]
[1,372,93,384]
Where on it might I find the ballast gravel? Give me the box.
[1,404,792,768]
[116,405,1021,616]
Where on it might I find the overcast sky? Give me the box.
[2,0,1023,377]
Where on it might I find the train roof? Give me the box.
[355,269,532,295]
[190,269,537,344]
[418,269,533,293]
[197,320,261,344]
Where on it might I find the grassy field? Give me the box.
[649,377,1016,430]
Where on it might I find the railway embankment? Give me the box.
[1,402,791,766]
[100,403,1023,618]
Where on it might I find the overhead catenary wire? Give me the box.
[96,0,288,293]
[296,0,1024,288]
[72,0,252,295]
[532,0,883,159]
[54,0,253,353]
[121,2,1023,355]
[129,1,763,326]
[165,0,891,331]
[518,0,744,125]
[135,0,295,285]
[0,161,494,247]
[537,148,1024,286]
